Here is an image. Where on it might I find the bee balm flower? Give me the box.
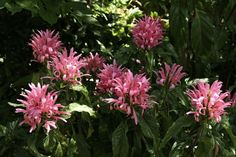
[105,70,151,124]
[16,83,68,133]
[29,30,62,62]
[155,63,186,89]
[97,61,125,92]
[49,48,86,85]
[132,16,163,50]
[82,52,105,73]
[186,80,231,123]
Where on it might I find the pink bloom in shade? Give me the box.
[97,61,125,92]
[16,83,68,133]
[132,16,163,50]
[48,48,86,85]
[155,63,186,89]
[186,80,232,123]
[82,52,105,73]
[29,30,62,62]
[105,70,151,124]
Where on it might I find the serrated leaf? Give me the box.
[112,122,129,157]
[8,102,24,107]
[160,116,193,148]
[67,103,95,117]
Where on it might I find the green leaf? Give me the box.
[191,9,214,54]
[15,0,38,13]
[8,102,24,107]
[112,121,129,157]
[160,116,193,148]
[0,124,7,137]
[66,138,78,157]
[43,133,56,152]
[55,143,63,157]
[169,0,188,49]
[70,85,91,105]
[195,136,215,157]
[139,117,154,139]
[0,0,6,9]
[4,2,22,14]
[222,119,236,148]
[67,102,95,117]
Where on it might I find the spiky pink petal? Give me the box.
[29,30,62,62]
[16,83,68,133]
[132,16,163,50]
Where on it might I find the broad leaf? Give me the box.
[67,102,95,117]
[191,9,213,54]
[112,121,129,157]
[160,116,193,148]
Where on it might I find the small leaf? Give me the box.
[70,85,91,105]
[67,103,95,117]
[112,121,129,157]
[160,116,193,148]
[55,143,63,157]
[8,102,24,107]
[0,124,7,137]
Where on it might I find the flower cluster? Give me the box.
[16,83,68,133]
[29,30,62,62]
[48,48,86,85]
[187,80,231,123]
[82,52,105,73]
[97,61,125,92]
[156,63,186,89]
[105,70,151,124]
[132,16,163,50]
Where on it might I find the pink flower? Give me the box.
[105,70,151,124]
[16,83,68,133]
[48,48,86,85]
[155,63,186,89]
[186,80,231,123]
[132,16,163,50]
[97,61,125,92]
[29,30,62,62]
[82,52,105,73]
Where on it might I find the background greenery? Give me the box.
[0,0,236,156]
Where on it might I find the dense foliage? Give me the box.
[0,0,236,157]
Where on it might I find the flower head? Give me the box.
[105,70,151,124]
[82,52,105,73]
[29,30,62,62]
[97,61,125,92]
[156,63,186,89]
[48,48,86,85]
[186,80,231,123]
[16,83,68,133]
[132,16,163,50]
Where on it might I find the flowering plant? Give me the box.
[1,1,236,156]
